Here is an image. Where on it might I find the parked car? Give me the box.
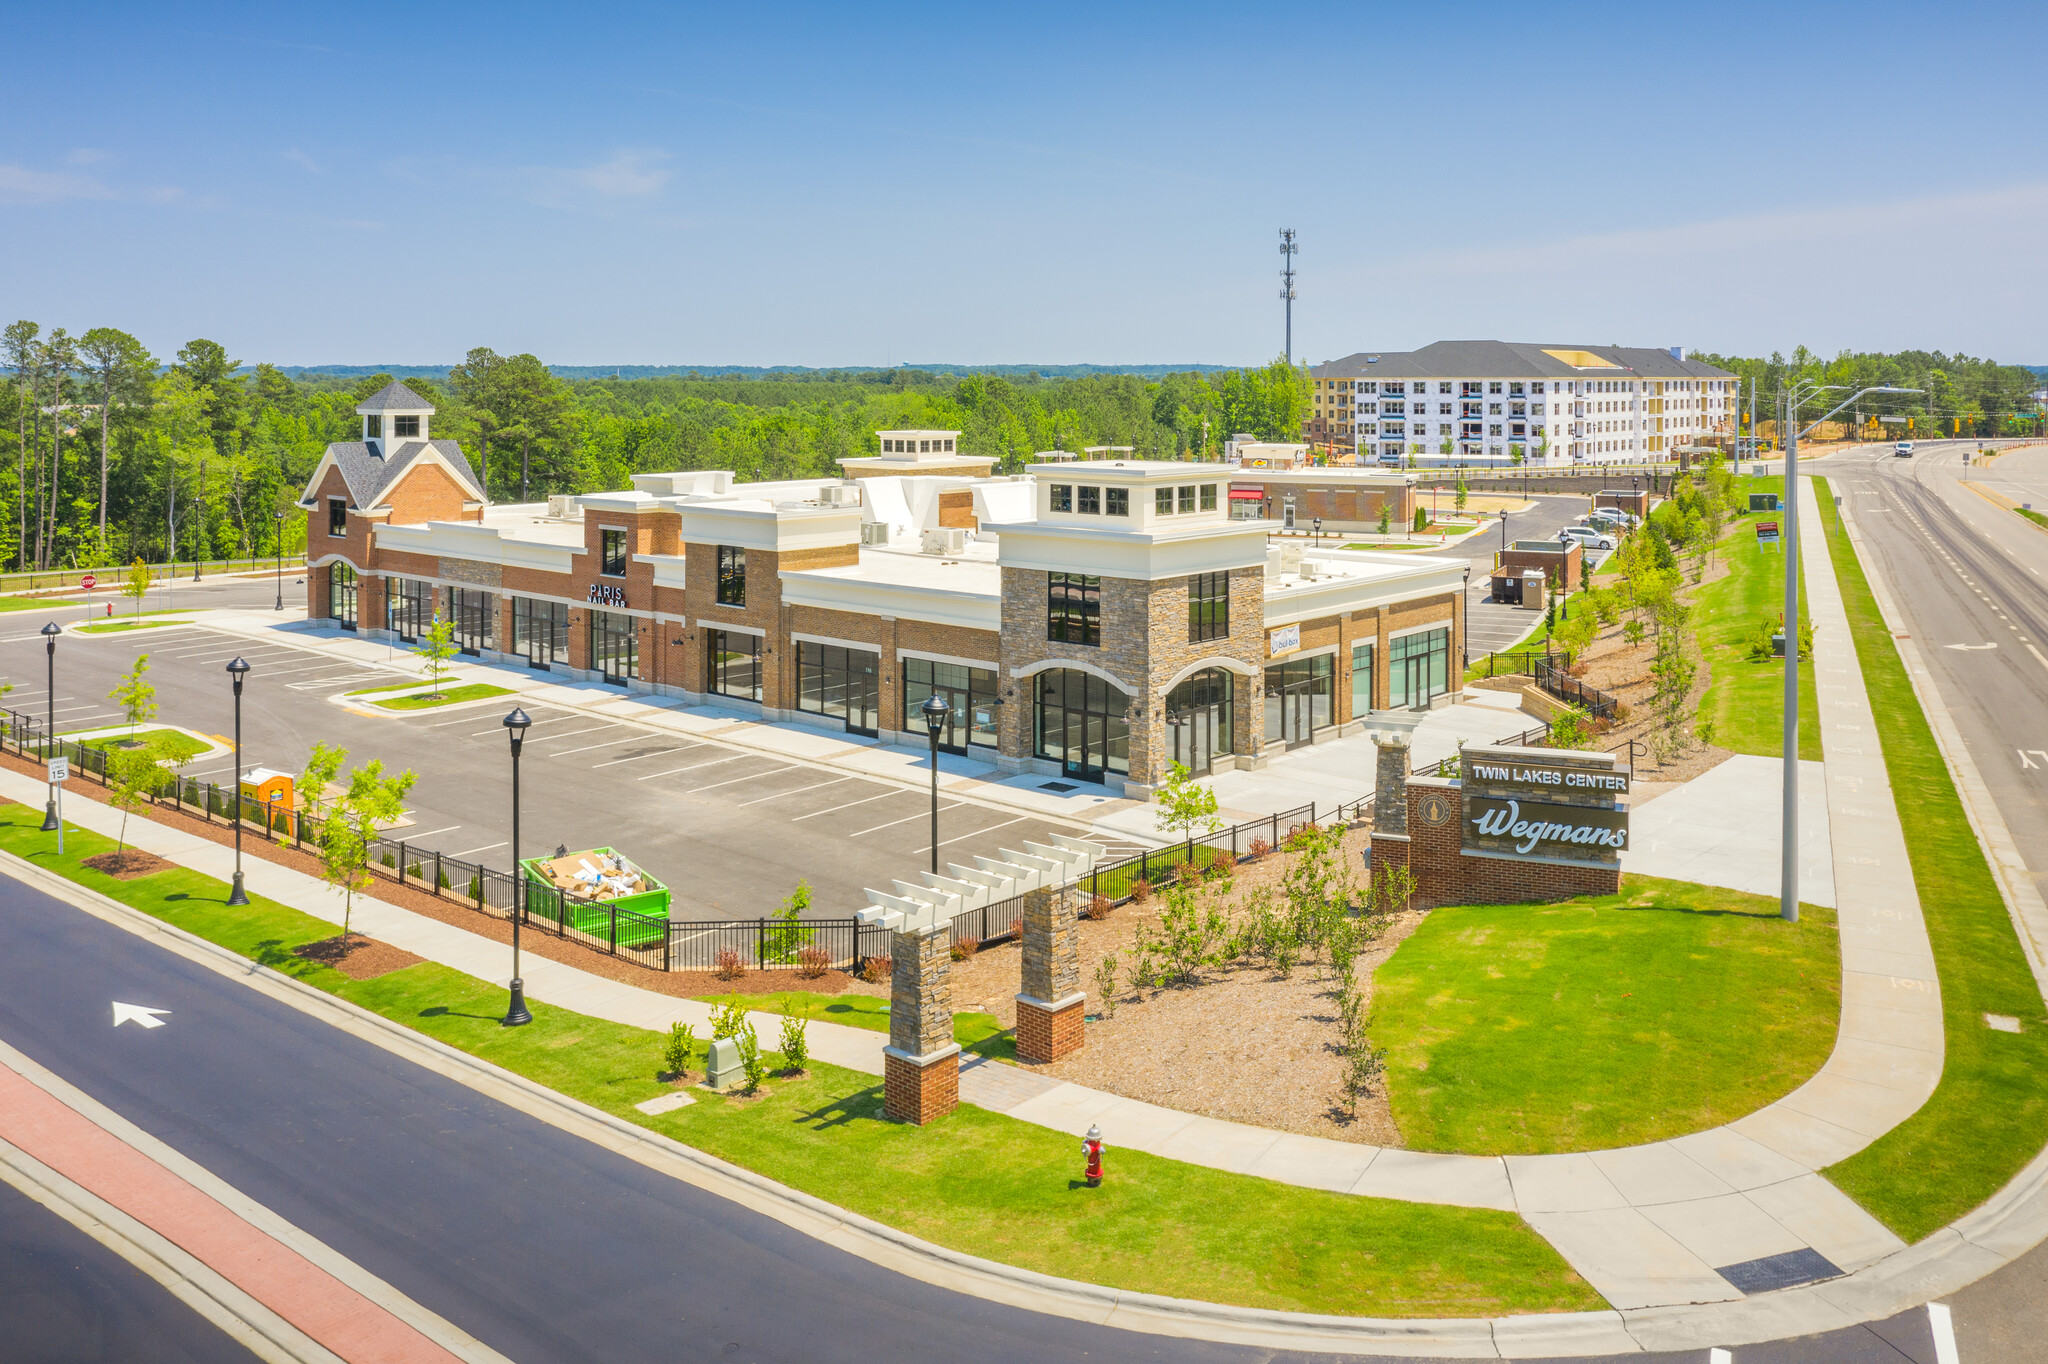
[1579,509,1639,531]
[1559,525,1617,552]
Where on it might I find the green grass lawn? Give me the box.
[1688,510,1821,760]
[371,683,513,711]
[74,619,180,634]
[346,680,437,696]
[693,989,1015,1059]
[1813,479,2048,1242]
[69,727,214,760]
[0,801,1602,1316]
[2016,507,2048,531]
[1372,875,1840,1155]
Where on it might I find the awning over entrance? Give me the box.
[1227,488,1267,501]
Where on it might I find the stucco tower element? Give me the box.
[1016,885,1085,1064]
[1372,734,1411,835]
[883,923,959,1124]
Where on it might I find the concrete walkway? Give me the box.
[8,486,1945,1312]
[1623,754,1838,908]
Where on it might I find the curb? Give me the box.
[12,849,2048,1358]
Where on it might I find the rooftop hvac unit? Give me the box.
[860,521,892,546]
[825,484,861,508]
[546,494,583,520]
[921,527,966,555]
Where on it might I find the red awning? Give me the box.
[1227,489,1267,501]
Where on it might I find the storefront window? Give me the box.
[799,641,880,734]
[1388,627,1450,709]
[600,528,628,577]
[1350,641,1375,717]
[1264,653,1333,748]
[449,587,494,656]
[385,576,432,641]
[1047,573,1100,645]
[327,562,357,629]
[716,546,746,605]
[591,609,639,684]
[1034,669,1129,782]
[903,657,997,754]
[708,628,760,700]
[1188,572,1228,643]
[512,597,569,669]
[1165,668,1233,776]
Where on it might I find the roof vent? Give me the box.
[1365,356,1379,364]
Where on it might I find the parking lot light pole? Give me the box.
[502,707,533,1027]
[40,623,60,832]
[226,658,251,905]
[273,511,286,610]
[921,692,950,874]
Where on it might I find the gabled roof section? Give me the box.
[300,438,483,510]
[1313,341,1734,381]
[354,381,436,414]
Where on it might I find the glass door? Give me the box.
[799,642,880,735]
[591,609,639,685]
[514,598,568,670]
[327,563,357,630]
[1166,669,1233,777]
[1034,670,1129,783]
[1263,655,1332,749]
[903,658,998,755]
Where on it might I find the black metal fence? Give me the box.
[1081,800,1375,904]
[0,555,306,596]
[1533,655,1619,722]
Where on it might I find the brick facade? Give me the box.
[1496,542,1583,592]
[1368,776,1620,909]
[1016,997,1086,1065]
[885,924,959,1124]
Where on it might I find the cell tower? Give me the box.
[1278,228,1298,363]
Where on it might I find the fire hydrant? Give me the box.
[1082,1124,1105,1188]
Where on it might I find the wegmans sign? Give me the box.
[1458,744,1628,867]
[1465,797,1628,857]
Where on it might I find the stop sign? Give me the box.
[81,574,96,590]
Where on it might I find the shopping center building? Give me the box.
[301,384,1466,797]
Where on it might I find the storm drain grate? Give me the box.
[1715,1248,1842,1295]
[1040,781,1078,793]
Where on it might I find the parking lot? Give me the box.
[0,592,1128,921]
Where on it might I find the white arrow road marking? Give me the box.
[2021,751,2042,770]
[1945,642,1998,651]
[111,1002,170,1029]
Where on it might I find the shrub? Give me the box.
[1285,822,1323,851]
[1206,850,1236,878]
[737,1025,767,1091]
[714,947,744,981]
[660,1021,695,1079]
[1093,952,1119,1016]
[406,861,424,879]
[950,935,978,962]
[777,1008,810,1073]
[435,866,452,890]
[379,850,396,868]
[859,954,890,984]
[1007,916,1023,940]
[711,1000,748,1041]
[466,873,481,900]
[795,945,831,979]
[1129,877,1153,905]
[1247,836,1272,860]
[1083,894,1112,921]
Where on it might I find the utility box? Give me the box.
[1748,493,1779,513]
[704,1037,743,1091]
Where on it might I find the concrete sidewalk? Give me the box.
[1623,754,1838,908]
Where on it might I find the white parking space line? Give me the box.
[736,776,853,807]
[636,754,744,780]
[851,802,966,838]
[790,789,904,821]
[403,824,462,841]
[50,704,107,714]
[915,815,1028,853]
[423,713,492,727]
[546,734,657,758]
[448,841,508,858]
[525,724,619,745]
[590,746,690,768]
[467,713,577,737]
[689,764,799,794]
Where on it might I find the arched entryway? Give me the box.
[1165,668,1233,776]
[1034,669,1129,784]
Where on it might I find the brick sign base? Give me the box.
[1015,992,1085,1063]
[1371,777,1620,909]
[884,1045,960,1125]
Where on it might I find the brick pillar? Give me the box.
[883,924,958,1124]
[1373,736,1410,833]
[1016,886,1084,1063]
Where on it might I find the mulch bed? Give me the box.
[669,967,856,997]
[292,934,426,980]
[79,848,175,880]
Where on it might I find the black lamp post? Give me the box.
[39,622,59,832]
[225,657,251,905]
[920,692,950,874]
[273,511,286,610]
[1312,515,1322,548]
[502,707,533,1027]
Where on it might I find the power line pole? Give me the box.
[1278,229,1298,363]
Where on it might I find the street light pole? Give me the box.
[40,622,60,832]
[273,510,286,611]
[226,657,251,906]
[502,708,533,1027]
[921,693,951,875]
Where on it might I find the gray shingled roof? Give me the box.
[1313,341,1734,382]
[310,439,482,509]
[354,380,436,413]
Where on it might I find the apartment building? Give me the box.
[1307,340,1739,466]
[300,387,1464,799]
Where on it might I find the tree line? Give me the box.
[2,325,1315,571]
[1691,345,2041,438]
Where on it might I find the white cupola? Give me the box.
[354,381,435,455]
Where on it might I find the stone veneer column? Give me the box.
[1015,886,1084,1063]
[1372,735,1410,834]
[883,924,959,1124]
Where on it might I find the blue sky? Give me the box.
[3,2,2042,367]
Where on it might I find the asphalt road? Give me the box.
[0,581,1116,921]
[0,871,1971,1363]
[1461,494,1589,658]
